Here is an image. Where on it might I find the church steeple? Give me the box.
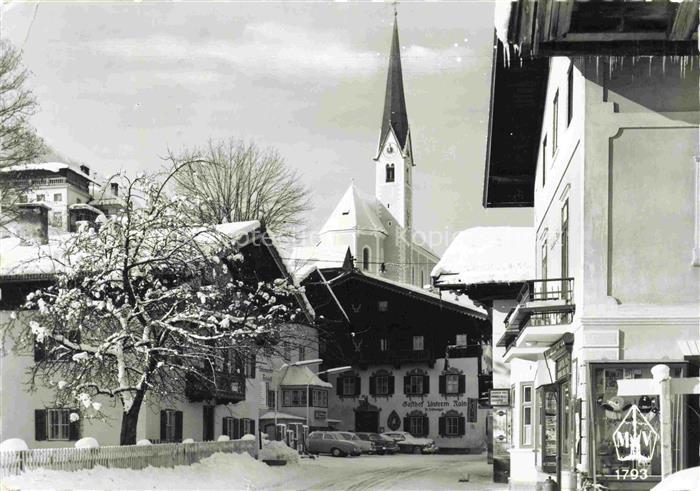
[378,15,410,157]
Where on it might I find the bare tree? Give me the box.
[0,39,45,170]
[171,139,310,237]
[3,168,311,445]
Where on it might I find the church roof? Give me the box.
[320,183,387,236]
[378,16,410,155]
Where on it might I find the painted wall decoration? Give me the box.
[387,410,401,431]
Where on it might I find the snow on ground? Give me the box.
[2,452,507,491]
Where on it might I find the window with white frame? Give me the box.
[446,374,459,394]
[312,389,328,408]
[47,408,71,441]
[446,415,460,436]
[408,375,424,395]
[521,384,534,447]
[412,336,424,351]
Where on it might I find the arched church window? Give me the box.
[385,164,395,183]
[362,247,370,271]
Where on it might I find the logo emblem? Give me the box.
[612,404,659,464]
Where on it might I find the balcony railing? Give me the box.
[498,278,576,353]
[185,371,246,404]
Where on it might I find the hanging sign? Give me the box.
[489,389,511,407]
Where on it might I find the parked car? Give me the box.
[356,432,399,455]
[651,466,700,491]
[380,431,438,454]
[306,431,362,457]
[334,432,375,454]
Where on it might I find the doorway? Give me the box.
[355,408,380,432]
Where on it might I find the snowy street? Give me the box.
[3,452,508,490]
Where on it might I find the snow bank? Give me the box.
[260,441,300,464]
[3,452,284,490]
[432,227,535,287]
[0,438,28,451]
[74,437,99,449]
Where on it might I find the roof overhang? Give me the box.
[483,37,549,208]
[502,0,698,59]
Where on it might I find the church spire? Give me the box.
[378,15,410,155]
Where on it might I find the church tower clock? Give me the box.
[374,14,413,233]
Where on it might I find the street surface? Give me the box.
[280,454,508,491]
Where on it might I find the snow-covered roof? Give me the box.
[258,411,305,421]
[69,203,105,215]
[0,236,70,277]
[320,183,387,236]
[214,220,260,241]
[432,227,535,287]
[1,162,97,183]
[279,365,332,388]
[494,1,515,46]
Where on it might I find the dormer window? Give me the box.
[385,164,395,183]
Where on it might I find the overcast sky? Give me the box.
[2,0,531,253]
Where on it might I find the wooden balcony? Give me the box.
[185,371,246,404]
[358,349,434,369]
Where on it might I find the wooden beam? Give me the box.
[563,32,669,42]
[554,0,574,40]
[669,0,699,41]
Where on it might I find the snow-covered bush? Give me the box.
[0,439,28,451]
[216,435,230,442]
[240,434,255,441]
[260,441,299,464]
[74,437,99,449]
[182,438,195,444]
[136,439,152,446]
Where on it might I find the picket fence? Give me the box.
[0,439,256,477]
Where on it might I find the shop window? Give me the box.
[521,384,534,447]
[412,336,424,351]
[590,363,687,482]
[160,409,183,443]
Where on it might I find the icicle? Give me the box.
[662,56,666,76]
[595,56,600,80]
[648,56,653,77]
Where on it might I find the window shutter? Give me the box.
[234,418,242,439]
[458,416,466,436]
[403,416,409,432]
[354,376,361,396]
[33,337,45,362]
[388,376,395,395]
[69,409,81,441]
[423,375,430,395]
[369,376,376,396]
[35,409,47,441]
[403,375,410,394]
[336,378,343,396]
[222,418,229,437]
[422,416,429,437]
[250,419,255,437]
[458,374,466,394]
[160,410,167,442]
[175,411,183,442]
[439,375,446,395]
[438,416,445,437]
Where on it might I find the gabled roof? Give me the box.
[328,269,487,320]
[320,183,387,236]
[432,226,535,288]
[378,16,410,155]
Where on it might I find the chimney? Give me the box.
[2,203,49,245]
[79,165,90,176]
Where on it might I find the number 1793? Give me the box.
[614,468,648,480]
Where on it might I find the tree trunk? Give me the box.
[119,389,146,445]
